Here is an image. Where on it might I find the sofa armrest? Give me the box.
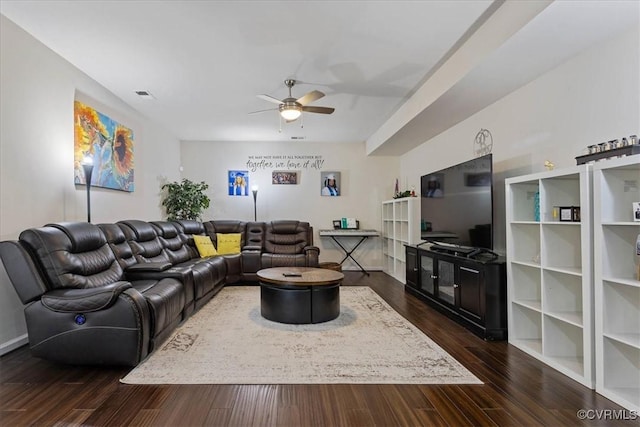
[0,240,49,303]
[126,262,172,272]
[303,245,320,267]
[24,283,152,366]
[41,281,133,313]
[241,247,262,274]
[303,245,320,254]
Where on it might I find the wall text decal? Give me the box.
[246,155,324,172]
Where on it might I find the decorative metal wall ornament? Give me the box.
[474,128,493,156]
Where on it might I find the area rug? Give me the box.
[121,286,482,385]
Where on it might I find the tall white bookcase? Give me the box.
[382,197,421,283]
[505,164,594,388]
[593,154,640,412]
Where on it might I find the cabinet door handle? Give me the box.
[413,268,418,272]
[453,284,459,288]
[431,275,438,279]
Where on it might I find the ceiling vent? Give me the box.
[135,90,155,99]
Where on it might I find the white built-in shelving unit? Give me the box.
[382,197,421,283]
[593,154,640,412]
[505,164,594,388]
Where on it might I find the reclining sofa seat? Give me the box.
[261,220,319,268]
[151,220,226,308]
[0,222,185,366]
[117,220,226,313]
[201,220,266,283]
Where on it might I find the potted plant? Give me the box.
[161,178,210,220]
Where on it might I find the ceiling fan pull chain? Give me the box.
[300,114,304,129]
[278,114,282,133]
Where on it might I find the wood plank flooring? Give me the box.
[1,272,636,426]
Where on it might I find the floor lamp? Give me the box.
[252,185,258,221]
[82,156,94,223]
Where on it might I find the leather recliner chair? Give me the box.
[0,222,185,365]
[260,220,319,268]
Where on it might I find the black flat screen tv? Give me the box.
[420,154,493,249]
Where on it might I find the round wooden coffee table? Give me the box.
[257,267,344,324]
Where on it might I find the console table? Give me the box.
[319,229,379,275]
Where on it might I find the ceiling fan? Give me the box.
[251,79,335,122]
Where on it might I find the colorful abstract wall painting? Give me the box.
[74,101,134,192]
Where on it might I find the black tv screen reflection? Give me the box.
[420,154,493,249]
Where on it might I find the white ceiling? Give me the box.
[1,1,638,155]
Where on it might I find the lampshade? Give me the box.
[279,103,302,121]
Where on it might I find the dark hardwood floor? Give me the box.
[1,272,636,426]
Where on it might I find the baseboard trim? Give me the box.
[0,334,28,356]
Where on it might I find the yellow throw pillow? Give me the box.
[193,235,218,258]
[216,233,242,255]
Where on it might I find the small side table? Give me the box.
[319,229,379,275]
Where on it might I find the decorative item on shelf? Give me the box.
[333,218,359,229]
[393,178,416,199]
[633,202,640,222]
[576,133,640,164]
[544,160,555,171]
[393,190,413,199]
[572,206,581,222]
[473,128,493,156]
[533,191,540,222]
[558,206,581,222]
[341,218,358,229]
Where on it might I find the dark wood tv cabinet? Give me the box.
[405,244,507,340]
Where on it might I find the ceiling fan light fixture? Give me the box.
[279,102,302,121]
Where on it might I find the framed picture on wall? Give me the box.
[321,171,340,196]
[272,171,298,184]
[228,170,249,196]
[74,100,135,192]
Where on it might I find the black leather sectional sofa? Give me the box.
[0,219,319,366]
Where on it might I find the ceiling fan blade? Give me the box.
[302,106,335,114]
[257,94,283,105]
[296,90,325,106]
[248,108,278,115]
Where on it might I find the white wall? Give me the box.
[401,26,640,254]
[180,140,399,269]
[0,16,182,354]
